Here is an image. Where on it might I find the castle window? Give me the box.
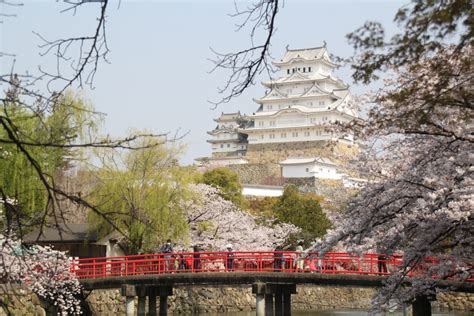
[303,67,306,72]
[258,121,264,127]
[304,131,310,137]
[220,144,224,148]
[269,121,276,126]
[267,105,273,110]
[319,100,325,106]
[260,134,265,139]
[292,132,298,137]
[308,67,312,72]
[306,168,309,172]
[269,133,275,139]
[281,133,286,138]
[292,68,296,73]
[287,69,290,74]
[227,144,230,148]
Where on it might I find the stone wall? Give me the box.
[0,289,44,316]
[86,287,256,315]
[245,141,359,164]
[228,163,281,185]
[436,292,474,311]
[293,286,375,311]
[1,285,472,314]
[85,286,474,315]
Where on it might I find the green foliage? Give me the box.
[201,167,243,206]
[0,88,96,230]
[88,138,191,254]
[196,221,213,237]
[246,196,278,218]
[273,185,331,240]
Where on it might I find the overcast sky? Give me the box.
[1,0,405,164]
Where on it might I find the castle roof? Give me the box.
[273,46,336,67]
[214,111,243,122]
[279,157,336,166]
[24,223,98,243]
[254,85,348,104]
[207,128,239,135]
[248,104,352,119]
[262,72,347,88]
[279,46,326,63]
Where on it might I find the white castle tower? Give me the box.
[203,45,359,169]
[240,45,358,147]
[206,111,249,159]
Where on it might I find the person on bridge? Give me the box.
[295,240,305,272]
[193,245,201,272]
[225,244,235,272]
[160,239,174,272]
[377,247,388,274]
[273,243,284,272]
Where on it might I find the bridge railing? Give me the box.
[69,251,413,279]
[70,251,473,281]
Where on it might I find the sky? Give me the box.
[1,0,405,164]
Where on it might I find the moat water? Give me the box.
[192,311,471,315]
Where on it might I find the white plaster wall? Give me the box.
[282,163,313,178]
[246,128,335,144]
[242,186,283,197]
[311,164,342,180]
[213,131,239,140]
[282,163,343,180]
[254,109,349,128]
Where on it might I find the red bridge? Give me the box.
[72,251,440,278]
[72,251,473,316]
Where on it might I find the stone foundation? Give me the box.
[228,163,281,185]
[245,141,359,164]
[435,292,474,311]
[1,285,472,315]
[85,286,474,315]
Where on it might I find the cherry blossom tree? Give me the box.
[315,1,473,311]
[0,235,81,315]
[320,45,473,312]
[182,184,299,251]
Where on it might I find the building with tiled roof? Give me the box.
[279,156,343,179]
[206,111,249,158]
[240,45,358,146]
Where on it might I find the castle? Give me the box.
[203,45,360,187]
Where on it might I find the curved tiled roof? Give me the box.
[273,46,336,67]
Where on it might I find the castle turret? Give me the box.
[207,112,249,158]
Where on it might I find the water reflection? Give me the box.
[191,310,471,316]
